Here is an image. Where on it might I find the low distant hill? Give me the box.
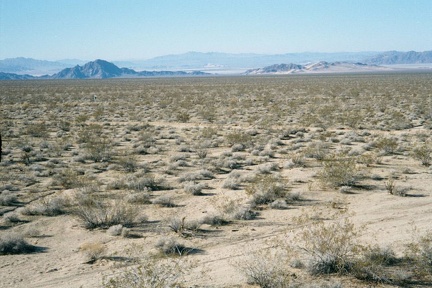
[365,51,432,65]
[0,59,209,80]
[0,72,36,80]
[0,57,72,75]
[244,61,391,75]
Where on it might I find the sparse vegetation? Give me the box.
[2,75,432,287]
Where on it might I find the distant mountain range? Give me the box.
[123,51,380,71]
[1,50,432,78]
[0,59,209,80]
[365,50,432,65]
[244,61,391,75]
[0,57,71,75]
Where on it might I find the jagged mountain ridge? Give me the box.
[244,61,389,75]
[50,59,209,79]
[0,59,209,80]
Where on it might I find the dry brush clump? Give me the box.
[0,233,38,255]
[245,174,289,207]
[73,196,141,229]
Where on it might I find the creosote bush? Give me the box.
[318,154,360,188]
[412,144,432,166]
[245,174,288,206]
[298,218,361,275]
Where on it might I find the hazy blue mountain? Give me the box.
[0,57,70,74]
[0,72,36,80]
[365,50,432,64]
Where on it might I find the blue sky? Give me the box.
[1,0,432,60]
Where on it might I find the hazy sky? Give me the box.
[1,0,432,60]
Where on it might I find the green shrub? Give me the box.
[318,154,360,188]
[412,144,432,166]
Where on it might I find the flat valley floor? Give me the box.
[1,74,432,287]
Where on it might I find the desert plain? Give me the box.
[1,73,432,287]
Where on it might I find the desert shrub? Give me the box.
[103,256,189,288]
[298,218,361,275]
[26,122,48,138]
[225,131,253,147]
[84,137,113,162]
[270,199,289,209]
[57,120,71,132]
[107,224,129,237]
[238,248,292,288]
[196,148,208,159]
[257,162,279,174]
[304,141,330,160]
[0,190,18,205]
[230,204,258,220]
[318,154,360,188]
[183,181,207,196]
[286,154,306,168]
[73,197,139,229]
[53,168,90,189]
[200,127,218,139]
[118,155,139,172]
[245,174,288,206]
[384,177,397,195]
[231,143,245,152]
[3,211,21,224]
[412,144,432,166]
[178,169,214,182]
[125,191,152,204]
[405,231,432,278]
[352,246,399,284]
[362,245,397,266]
[176,111,190,123]
[0,233,37,255]
[21,196,68,216]
[152,196,176,207]
[374,137,398,155]
[202,213,230,226]
[222,177,241,190]
[80,241,106,263]
[167,217,186,234]
[155,237,191,256]
[112,175,166,192]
